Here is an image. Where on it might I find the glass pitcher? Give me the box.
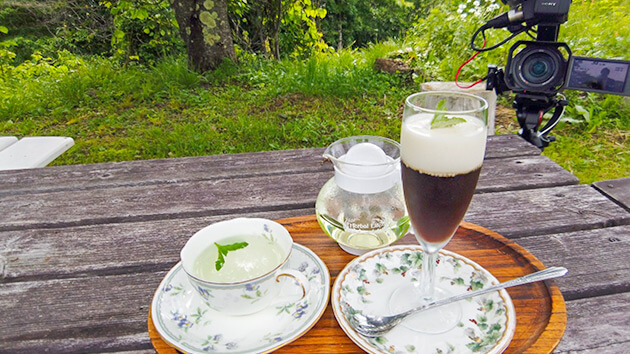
[315,135,409,255]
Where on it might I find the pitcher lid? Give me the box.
[323,136,400,194]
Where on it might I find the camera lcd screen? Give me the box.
[565,56,630,96]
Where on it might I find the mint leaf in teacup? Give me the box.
[431,100,466,129]
[215,241,248,271]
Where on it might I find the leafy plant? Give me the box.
[0,26,17,71]
[280,0,329,58]
[101,0,182,63]
[403,0,505,82]
[235,46,402,97]
[1,1,113,59]
[229,0,329,59]
[320,0,431,50]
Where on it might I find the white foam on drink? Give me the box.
[401,113,487,176]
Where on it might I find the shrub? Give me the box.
[101,0,183,63]
[320,0,432,49]
[234,46,402,97]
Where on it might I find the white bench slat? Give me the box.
[0,136,18,152]
[0,137,74,171]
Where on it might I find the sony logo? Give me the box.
[541,2,558,6]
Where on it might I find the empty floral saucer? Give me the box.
[332,245,516,354]
[151,243,330,354]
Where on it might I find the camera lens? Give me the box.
[522,53,556,84]
[507,43,568,93]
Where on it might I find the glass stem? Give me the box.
[420,251,437,301]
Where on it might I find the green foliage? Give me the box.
[0,48,87,118]
[320,0,431,49]
[152,56,201,90]
[0,1,182,64]
[561,92,630,133]
[543,125,629,184]
[1,0,628,185]
[50,0,114,56]
[280,0,329,58]
[0,1,113,60]
[101,0,182,63]
[0,49,83,80]
[0,49,406,162]
[0,0,433,63]
[563,0,630,59]
[0,54,205,121]
[403,0,504,82]
[234,47,402,97]
[0,28,17,70]
[230,0,329,59]
[0,1,50,38]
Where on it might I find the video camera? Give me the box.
[476,0,630,149]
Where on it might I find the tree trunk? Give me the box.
[272,0,281,60]
[337,20,343,51]
[170,0,236,73]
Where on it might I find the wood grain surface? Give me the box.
[0,154,580,233]
[0,135,539,197]
[593,177,630,212]
[1,135,626,353]
[149,215,566,353]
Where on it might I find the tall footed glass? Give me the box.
[389,91,488,333]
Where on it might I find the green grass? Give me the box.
[0,52,408,165]
[1,53,627,185]
[1,0,628,184]
[543,125,629,184]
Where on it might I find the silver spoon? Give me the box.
[348,266,567,337]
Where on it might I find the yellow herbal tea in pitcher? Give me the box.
[191,234,285,283]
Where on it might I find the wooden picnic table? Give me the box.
[0,134,628,353]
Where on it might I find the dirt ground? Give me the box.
[494,104,520,135]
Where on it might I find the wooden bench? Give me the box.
[0,136,74,171]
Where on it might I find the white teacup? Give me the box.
[180,218,310,316]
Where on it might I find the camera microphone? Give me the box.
[484,9,524,29]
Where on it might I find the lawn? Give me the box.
[1,55,627,185]
[1,1,628,184]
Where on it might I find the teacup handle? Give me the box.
[276,269,311,300]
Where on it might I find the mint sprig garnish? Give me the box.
[431,100,466,129]
[214,241,248,271]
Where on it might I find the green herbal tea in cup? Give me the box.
[180,218,309,315]
[192,234,286,283]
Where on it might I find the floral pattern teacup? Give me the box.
[180,218,309,316]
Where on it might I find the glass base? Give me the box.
[338,243,371,256]
[388,284,462,334]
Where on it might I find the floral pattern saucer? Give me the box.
[332,245,516,354]
[151,243,330,354]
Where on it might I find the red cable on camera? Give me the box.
[455,38,487,89]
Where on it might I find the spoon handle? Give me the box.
[402,266,568,317]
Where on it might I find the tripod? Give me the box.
[513,92,567,150]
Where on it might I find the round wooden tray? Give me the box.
[149,215,566,353]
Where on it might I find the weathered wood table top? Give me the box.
[1,134,628,353]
